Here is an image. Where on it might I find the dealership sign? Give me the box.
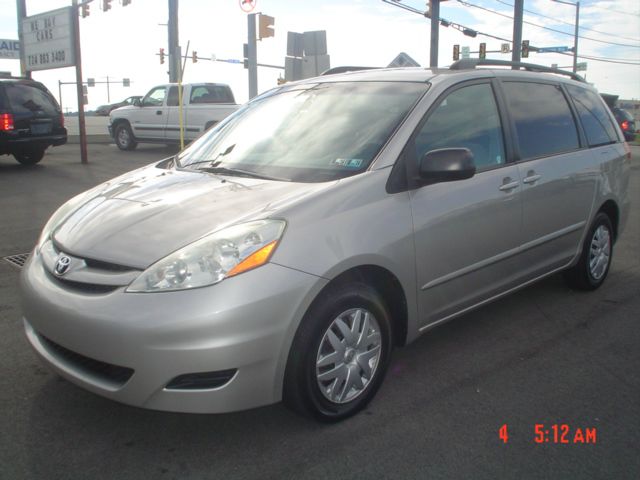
[21,7,75,71]
[0,39,20,59]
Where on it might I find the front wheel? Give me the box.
[114,123,137,151]
[14,148,46,165]
[283,282,393,422]
[563,212,614,290]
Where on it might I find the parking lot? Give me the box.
[1,143,639,479]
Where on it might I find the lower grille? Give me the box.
[40,334,134,387]
[166,369,237,390]
[53,276,120,294]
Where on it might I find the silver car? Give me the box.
[20,62,631,421]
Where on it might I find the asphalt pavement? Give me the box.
[1,143,638,480]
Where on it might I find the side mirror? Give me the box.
[419,148,476,184]
[133,98,142,107]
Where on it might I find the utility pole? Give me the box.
[511,0,523,67]
[247,13,258,99]
[572,2,580,73]
[429,0,440,68]
[16,0,30,78]
[553,0,580,73]
[168,0,179,82]
[72,0,88,164]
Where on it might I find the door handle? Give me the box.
[156,110,163,115]
[499,178,519,192]
[523,174,542,185]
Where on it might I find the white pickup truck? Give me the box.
[108,83,239,150]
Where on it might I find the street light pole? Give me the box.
[573,2,580,73]
[430,0,440,68]
[553,0,580,73]
[511,0,523,66]
[16,0,30,78]
[168,0,180,82]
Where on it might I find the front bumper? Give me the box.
[20,253,326,413]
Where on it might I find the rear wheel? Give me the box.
[283,282,393,422]
[14,148,45,165]
[563,212,613,290]
[115,123,137,151]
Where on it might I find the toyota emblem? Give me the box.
[54,255,71,276]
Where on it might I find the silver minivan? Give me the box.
[20,61,631,421]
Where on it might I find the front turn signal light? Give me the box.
[227,240,278,278]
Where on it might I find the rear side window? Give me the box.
[190,85,234,104]
[567,85,619,146]
[502,82,579,160]
[5,84,59,115]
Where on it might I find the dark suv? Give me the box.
[612,107,637,142]
[0,77,67,165]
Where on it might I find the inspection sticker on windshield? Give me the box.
[332,158,363,169]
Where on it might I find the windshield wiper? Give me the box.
[201,166,289,182]
[178,144,236,169]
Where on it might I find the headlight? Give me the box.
[126,220,286,293]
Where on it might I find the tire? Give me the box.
[283,282,393,422]
[114,123,137,151]
[563,212,614,291]
[14,148,45,165]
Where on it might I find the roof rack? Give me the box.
[321,66,378,76]
[449,58,585,82]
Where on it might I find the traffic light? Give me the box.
[192,51,198,63]
[426,0,432,19]
[159,48,165,64]
[81,3,90,17]
[522,40,530,58]
[479,43,486,59]
[102,0,112,11]
[258,14,275,40]
[453,44,460,61]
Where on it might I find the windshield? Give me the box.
[177,81,428,182]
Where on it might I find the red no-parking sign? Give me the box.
[240,0,256,13]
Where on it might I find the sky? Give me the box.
[0,0,638,112]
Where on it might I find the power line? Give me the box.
[493,0,640,42]
[558,51,640,65]
[382,0,513,42]
[578,0,640,18]
[381,0,640,66]
[457,0,640,48]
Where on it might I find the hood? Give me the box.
[109,105,136,117]
[53,163,329,269]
